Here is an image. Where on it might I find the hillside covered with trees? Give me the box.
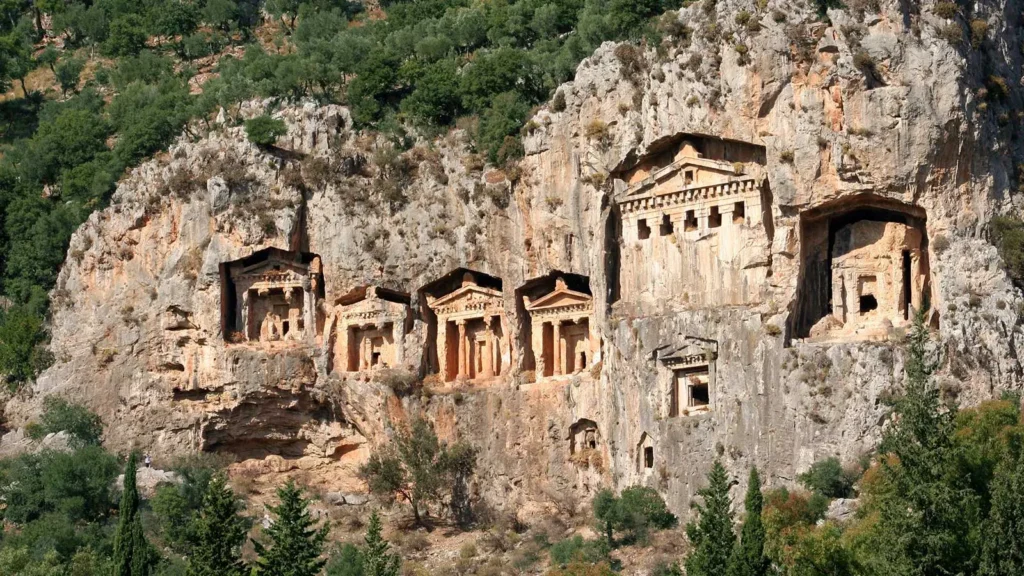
[0,0,691,384]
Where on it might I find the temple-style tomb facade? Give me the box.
[615,138,771,309]
[328,286,411,372]
[221,248,323,344]
[426,271,509,383]
[524,277,600,379]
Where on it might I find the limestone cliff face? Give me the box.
[9,0,1024,517]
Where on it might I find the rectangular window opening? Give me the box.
[659,214,674,236]
[689,382,710,407]
[684,210,697,232]
[708,206,722,229]
[638,219,651,240]
[684,169,695,186]
[644,446,654,469]
[733,201,745,224]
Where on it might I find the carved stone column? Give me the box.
[437,320,449,381]
[457,320,467,379]
[486,316,499,377]
[336,322,350,371]
[302,284,316,342]
[552,321,562,376]
[241,289,252,340]
[531,319,545,378]
[392,320,404,367]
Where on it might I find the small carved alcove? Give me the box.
[568,418,603,470]
[656,336,717,417]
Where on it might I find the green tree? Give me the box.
[855,309,980,575]
[187,474,248,576]
[592,485,676,547]
[103,14,147,57]
[727,468,769,576]
[798,457,855,499]
[112,452,156,576]
[0,305,46,386]
[979,450,1024,575]
[361,511,400,576]
[253,480,329,576]
[55,56,85,96]
[685,461,735,576]
[152,454,221,553]
[359,417,476,527]
[326,543,363,576]
[245,114,287,146]
[31,396,103,445]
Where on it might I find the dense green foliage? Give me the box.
[360,511,401,576]
[26,395,104,445]
[186,474,249,576]
[245,114,288,146]
[113,453,157,576]
[252,480,329,576]
[592,485,677,547]
[359,417,477,527]
[685,461,736,576]
[797,457,856,499]
[727,468,769,576]
[151,454,222,553]
[0,0,690,390]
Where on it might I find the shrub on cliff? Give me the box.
[27,396,104,446]
[992,216,1024,287]
[798,457,856,499]
[245,115,288,147]
[593,485,677,547]
[359,417,477,528]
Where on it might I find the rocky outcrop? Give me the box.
[7,0,1024,519]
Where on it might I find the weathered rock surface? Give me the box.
[6,0,1024,519]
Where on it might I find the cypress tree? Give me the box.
[187,473,248,576]
[112,452,155,576]
[362,511,400,576]
[979,453,1024,576]
[685,460,735,576]
[253,480,329,576]
[727,467,770,576]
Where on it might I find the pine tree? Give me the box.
[727,467,769,576]
[685,460,735,576]
[187,473,248,576]
[361,511,400,576]
[253,480,329,576]
[112,452,156,576]
[979,453,1024,576]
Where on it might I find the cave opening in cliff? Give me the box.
[518,272,597,380]
[793,195,930,341]
[569,418,600,455]
[644,447,654,468]
[220,248,324,344]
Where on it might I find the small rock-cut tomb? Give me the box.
[524,277,600,379]
[659,337,715,417]
[795,199,930,341]
[426,271,508,383]
[221,248,323,344]
[328,286,410,372]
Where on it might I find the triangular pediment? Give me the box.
[240,258,308,277]
[622,157,744,200]
[429,284,503,309]
[658,336,717,367]
[526,289,593,311]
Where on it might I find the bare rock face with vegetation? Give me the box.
[3,0,1024,544]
